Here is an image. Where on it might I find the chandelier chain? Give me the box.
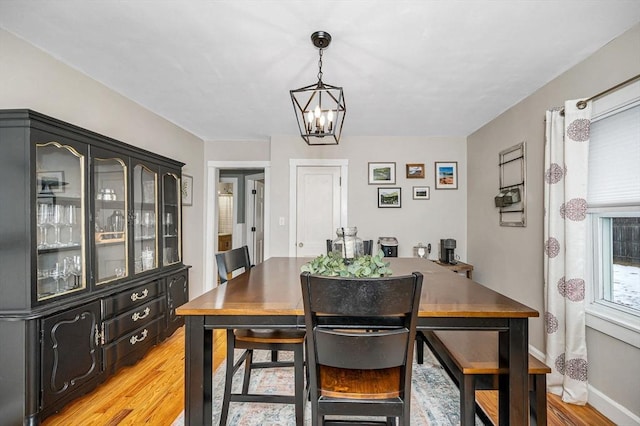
[317,48,323,82]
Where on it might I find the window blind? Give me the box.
[587,103,640,206]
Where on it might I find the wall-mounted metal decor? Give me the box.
[496,142,526,227]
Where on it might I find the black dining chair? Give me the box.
[216,246,307,425]
[300,271,423,426]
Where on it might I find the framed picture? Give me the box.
[377,187,401,208]
[412,186,430,200]
[181,174,193,206]
[406,163,425,179]
[435,161,458,190]
[37,171,65,194]
[368,162,396,185]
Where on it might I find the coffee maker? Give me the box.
[439,239,457,264]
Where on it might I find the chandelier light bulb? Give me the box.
[307,111,314,132]
[314,105,321,118]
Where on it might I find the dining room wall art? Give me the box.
[181,174,193,206]
[434,161,458,190]
[406,163,425,178]
[368,162,396,184]
[378,187,401,208]
[412,186,430,200]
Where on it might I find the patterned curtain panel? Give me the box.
[543,100,591,405]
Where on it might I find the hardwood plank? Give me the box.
[43,326,614,426]
[476,391,615,426]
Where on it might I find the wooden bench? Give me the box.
[417,330,551,426]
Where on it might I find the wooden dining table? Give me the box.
[177,257,539,426]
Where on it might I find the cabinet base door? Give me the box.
[166,270,189,336]
[41,301,102,410]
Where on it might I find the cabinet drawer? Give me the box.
[102,316,164,374]
[102,297,165,344]
[102,280,161,318]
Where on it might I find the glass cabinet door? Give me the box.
[36,142,86,301]
[92,153,128,285]
[162,172,182,266]
[133,163,158,274]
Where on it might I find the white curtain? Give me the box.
[543,100,591,404]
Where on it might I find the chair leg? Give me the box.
[220,329,236,426]
[294,344,305,425]
[416,331,425,364]
[310,388,320,426]
[241,349,254,395]
[271,350,278,361]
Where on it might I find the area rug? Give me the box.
[172,346,482,425]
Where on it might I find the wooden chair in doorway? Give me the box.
[300,271,423,426]
[216,246,307,425]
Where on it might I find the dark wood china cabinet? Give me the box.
[0,110,189,425]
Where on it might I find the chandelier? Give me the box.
[290,31,346,145]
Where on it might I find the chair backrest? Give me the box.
[300,271,423,371]
[216,245,251,284]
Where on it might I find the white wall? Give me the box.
[207,134,467,260]
[467,24,640,422]
[0,28,207,297]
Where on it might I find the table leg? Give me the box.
[498,319,529,426]
[184,316,213,426]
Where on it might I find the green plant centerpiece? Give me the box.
[301,250,393,277]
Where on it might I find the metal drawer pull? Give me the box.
[130,329,148,345]
[132,307,151,321]
[130,288,149,302]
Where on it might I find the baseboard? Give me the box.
[588,384,640,426]
[530,345,640,425]
[529,345,545,362]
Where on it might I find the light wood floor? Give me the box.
[43,326,615,426]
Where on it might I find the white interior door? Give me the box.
[296,166,341,257]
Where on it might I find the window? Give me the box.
[587,82,640,348]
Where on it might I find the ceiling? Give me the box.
[1,1,639,141]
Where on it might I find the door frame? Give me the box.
[288,159,349,257]
[206,161,271,291]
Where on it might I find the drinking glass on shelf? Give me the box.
[62,257,73,290]
[65,205,78,245]
[50,263,62,293]
[165,212,174,236]
[141,211,155,238]
[37,203,50,249]
[37,268,51,298]
[72,255,82,288]
[49,204,64,247]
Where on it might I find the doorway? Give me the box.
[205,161,271,291]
